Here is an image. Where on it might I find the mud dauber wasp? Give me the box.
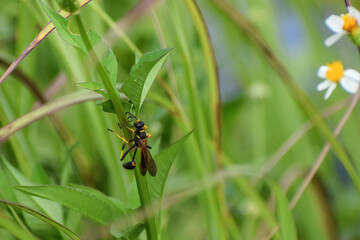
[108,112,157,176]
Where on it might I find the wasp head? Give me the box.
[134,120,145,129]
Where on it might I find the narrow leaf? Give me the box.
[0,199,82,240]
[0,213,39,240]
[121,48,173,115]
[87,30,118,87]
[76,81,108,98]
[14,185,126,224]
[111,223,145,239]
[147,131,192,202]
[40,1,86,51]
[76,82,105,91]
[271,182,297,240]
[40,2,118,88]
[1,158,63,225]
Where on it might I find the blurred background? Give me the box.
[1,0,360,239]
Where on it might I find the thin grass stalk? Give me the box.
[0,0,92,86]
[181,1,226,239]
[290,90,360,208]
[183,0,222,170]
[73,13,158,240]
[0,94,32,177]
[252,98,350,185]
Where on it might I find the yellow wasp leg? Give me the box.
[125,125,135,133]
[147,133,151,138]
[107,129,129,143]
[118,123,135,133]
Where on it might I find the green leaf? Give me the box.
[111,223,145,239]
[76,81,105,91]
[0,200,82,240]
[147,131,192,202]
[76,81,108,98]
[97,99,115,113]
[1,158,64,228]
[271,182,297,240]
[41,2,118,88]
[67,184,127,214]
[121,48,173,115]
[97,98,131,114]
[40,1,86,51]
[0,212,39,240]
[87,30,119,87]
[14,185,127,224]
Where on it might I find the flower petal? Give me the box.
[324,32,346,46]
[344,69,360,82]
[317,80,332,91]
[348,6,360,23]
[325,15,345,33]
[340,77,359,94]
[317,66,329,78]
[324,82,337,100]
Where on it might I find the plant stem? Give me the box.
[73,13,158,239]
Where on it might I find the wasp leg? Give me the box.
[131,148,138,166]
[118,123,135,133]
[120,143,136,161]
[107,128,129,143]
[120,142,126,159]
[122,146,138,170]
[146,133,151,138]
[147,145,152,149]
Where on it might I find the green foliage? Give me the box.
[0,200,82,240]
[271,182,297,240]
[111,223,145,239]
[14,184,126,224]
[56,0,80,13]
[148,131,192,203]
[121,48,173,116]
[40,1,86,51]
[40,1,118,88]
[2,0,360,239]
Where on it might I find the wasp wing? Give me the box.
[139,139,157,176]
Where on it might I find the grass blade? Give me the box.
[0,200,82,240]
[271,182,297,240]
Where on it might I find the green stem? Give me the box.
[73,13,158,239]
[134,168,158,240]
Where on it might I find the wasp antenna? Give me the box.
[126,112,138,121]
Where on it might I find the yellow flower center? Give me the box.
[342,14,358,32]
[326,61,344,82]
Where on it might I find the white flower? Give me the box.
[317,61,360,99]
[325,6,360,46]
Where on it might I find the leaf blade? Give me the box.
[0,199,82,240]
[14,185,126,224]
[147,131,192,202]
[121,48,173,115]
[271,182,297,240]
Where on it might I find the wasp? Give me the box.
[108,112,157,176]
